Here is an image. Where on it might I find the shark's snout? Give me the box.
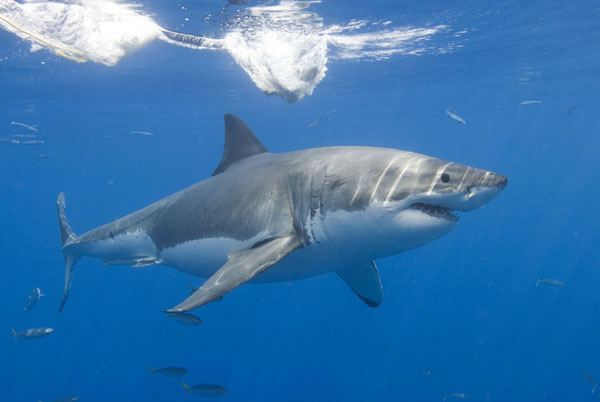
[481,172,508,189]
[461,171,508,210]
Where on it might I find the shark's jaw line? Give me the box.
[411,203,459,223]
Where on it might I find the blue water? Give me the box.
[2,1,600,401]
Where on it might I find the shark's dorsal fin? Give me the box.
[212,114,268,176]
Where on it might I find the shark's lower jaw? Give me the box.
[411,203,459,223]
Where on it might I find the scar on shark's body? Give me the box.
[55,114,507,313]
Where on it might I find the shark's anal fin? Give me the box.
[336,261,383,307]
[167,235,301,312]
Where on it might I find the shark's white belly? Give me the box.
[158,233,342,282]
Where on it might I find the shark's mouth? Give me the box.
[412,203,459,223]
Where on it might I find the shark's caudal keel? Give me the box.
[56,114,507,313]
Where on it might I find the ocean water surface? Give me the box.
[1,0,600,401]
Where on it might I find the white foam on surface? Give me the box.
[175,1,453,101]
[0,0,457,100]
[220,1,329,102]
[0,0,162,65]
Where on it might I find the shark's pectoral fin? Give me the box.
[167,235,302,312]
[336,261,383,307]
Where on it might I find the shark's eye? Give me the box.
[441,173,450,183]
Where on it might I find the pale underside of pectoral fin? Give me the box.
[336,260,383,307]
[166,235,302,313]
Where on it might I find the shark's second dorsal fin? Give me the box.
[212,114,268,175]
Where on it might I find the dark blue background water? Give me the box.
[2,1,600,401]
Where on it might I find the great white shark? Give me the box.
[56,114,507,312]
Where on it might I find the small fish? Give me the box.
[149,366,188,377]
[2,138,45,145]
[518,100,543,106]
[130,130,154,137]
[443,393,471,401]
[566,104,577,117]
[446,108,466,125]
[168,312,203,326]
[39,397,80,402]
[24,287,45,311]
[11,121,38,132]
[536,278,565,288]
[182,382,227,397]
[13,133,37,138]
[583,371,597,393]
[99,135,114,139]
[32,153,50,160]
[11,327,54,339]
[308,107,336,128]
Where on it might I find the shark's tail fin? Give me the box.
[56,192,79,312]
[182,382,190,392]
[10,328,17,338]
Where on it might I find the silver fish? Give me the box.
[11,327,54,339]
[443,393,471,401]
[11,121,38,132]
[1,137,45,145]
[583,371,597,394]
[536,278,565,288]
[129,130,154,137]
[149,366,188,377]
[182,382,227,396]
[39,397,80,402]
[446,108,466,125]
[518,100,543,106]
[308,107,336,128]
[19,139,45,145]
[24,287,45,311]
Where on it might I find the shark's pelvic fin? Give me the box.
[167,235,301,312]
[336,261,383,307]
[212,114,268,176]
[56,192,80,312]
